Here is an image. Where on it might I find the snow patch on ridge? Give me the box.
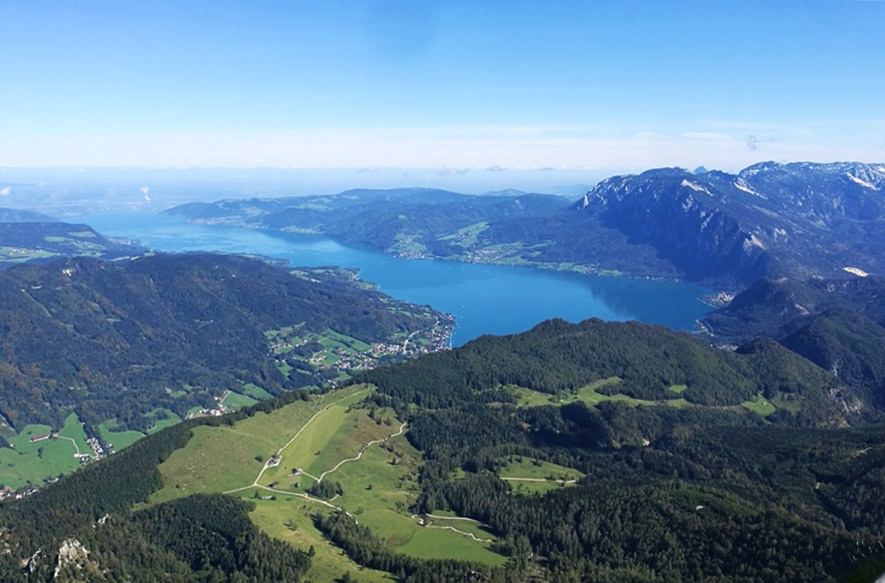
[843,266,870,278]
[845,173,879,190]
[734,179,766,198]
[742,234,766,253]
[681,179,712,195]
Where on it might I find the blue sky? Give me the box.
[1,0,884,171]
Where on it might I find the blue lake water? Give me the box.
[80,212,710,346]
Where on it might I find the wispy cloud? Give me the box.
[1,124,882,171]
[0,186,10,196]
[437,167,470,177]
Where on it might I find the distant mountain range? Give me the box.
[578,162,884,284]
[0,208,56,223]
[166,162,885,286]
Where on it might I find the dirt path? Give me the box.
[55,435,83,457]
[219,391,500,547]
[501,477,577,484]
[315,422,406,483]
[250,388,371,487]
[424,513,481,523]
[410,514,493,543]
[425,523,493,543]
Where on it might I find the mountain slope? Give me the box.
[702,275,885,340]
[0,253,447,433]
[572,162,885,284]
[364,317,869,426]
[3,319,883,581]
[780,309,885,409]
[0,208,57,223]
[0,222,139,268]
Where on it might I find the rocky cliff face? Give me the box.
[576,162,885,284]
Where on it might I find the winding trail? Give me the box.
[218,386,503,549]
[220,389,499,547]
[316,422,407,483]
[247,388,370,489]
[55,435,84,457]
[424,524,493,543]
[410,514,494,543]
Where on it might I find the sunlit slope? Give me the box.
[150,384,506,578]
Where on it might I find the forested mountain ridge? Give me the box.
[363,317,878,426]
[0,253,446,433]
[702,275,885,410]
[0,221,140,268]
[781,309,885,410]
[166,162,885,285]
[167,187,571,260]
[356,319,885,580]
[703,275,885,341]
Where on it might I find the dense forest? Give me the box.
[358,318,885,581]
[703,276,885,411]
[0,253,443,431]
[1,315,883,580]
[363,318,871,425]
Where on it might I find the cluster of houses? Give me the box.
[186,391,231,419]
[86,437,105,459]
[311,317,454,374]
[0,484,40,502]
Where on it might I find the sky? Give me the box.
[1,0,884,176]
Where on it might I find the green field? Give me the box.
[258,400,384,487]
[150,383,506,572]
[498,456,584,481]
[511,378,692,412]
[97,420,144,452]
[741,393,777,416]
[246,496,395,583]
[242,383,274,400]
[0,413,90,489]
[318,330,372,353]
[147,408,183,433]
[221,391,259,411]
[511,377,653,408]
[151,385,372,503]
[497,456,584,494]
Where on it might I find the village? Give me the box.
[308,316,454,372]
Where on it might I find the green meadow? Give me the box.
[0,413,90,489]
[149,383,507,573]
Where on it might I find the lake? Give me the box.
[80,212,710,346]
